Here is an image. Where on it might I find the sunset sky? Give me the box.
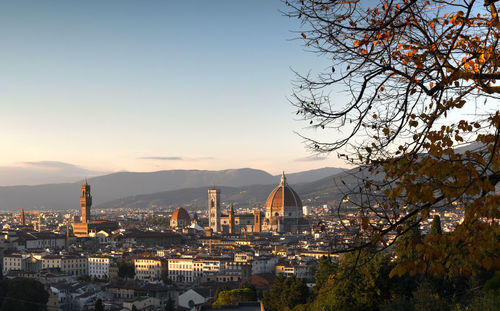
[0,0,349,184]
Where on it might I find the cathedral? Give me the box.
[209,172,308,234]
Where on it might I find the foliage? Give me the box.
[164,297,175,311]
[483,271,500,292]
[412,281,449,311]
[309,249,391,311]
[212,288,257,308]
[430,215,443,235]
[285,0,499,278]
[95,298,104,311]
[118,261,135,279]
[451,290,500,311]
[262,274,310,311]
[0,278,49,311]
[314,256,337,293]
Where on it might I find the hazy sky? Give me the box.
[0,0,348,182]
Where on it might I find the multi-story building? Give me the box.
[251,255,279,275]
[88,256,112,279]
[3,254,23,273]
[41,254,87,276]
[275,261,312,280]
[134,258,166,282]
[168,255,251,284]
[168,257,196,283]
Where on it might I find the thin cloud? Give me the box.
[138,156,214,161]
[294,156,327,162]
[17,161,80,169]
[138,156,183,161]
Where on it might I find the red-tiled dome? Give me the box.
[265,172,302,209]
[171,207,190,222]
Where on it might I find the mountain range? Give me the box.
[0,167,345,211]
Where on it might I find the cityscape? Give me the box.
[0,1,498,311]
[0,170,468,310]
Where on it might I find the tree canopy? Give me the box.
[286,0,499,277]
[262,275,310,311]
[0,278,49,311]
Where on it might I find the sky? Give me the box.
[0,0,349,185]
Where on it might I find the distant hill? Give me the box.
[96,168,355,212]
[0,167,343,211]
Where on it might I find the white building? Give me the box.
[3,254,23,273]
[251,255,279,275]
[41,255,88,276]
[168,257,225,284]
[178,289,210,311]
[135,258,166,282]
[167,257,197,283]
[168,256,250,284]
[88,256,112,279]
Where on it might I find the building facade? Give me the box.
[134,258,166,282]
[88,256,112,279]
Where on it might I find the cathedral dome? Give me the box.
[170,208,190,229]
[265,172,302,210]
[171,208,190,222]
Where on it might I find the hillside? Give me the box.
[0,167,343,211]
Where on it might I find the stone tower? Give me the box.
[208,188,221,233]
[228,203,235,234]
[80,180,92,223]
[253,211,261,233]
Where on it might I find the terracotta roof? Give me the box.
[171,208,190,222]
[265,172,302,209]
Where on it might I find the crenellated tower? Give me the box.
[80,180,92,223]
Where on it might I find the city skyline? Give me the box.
[0,0,348,182]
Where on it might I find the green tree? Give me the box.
[95,298,104,311]
[311,249,391,311]
[212,288,257,308]
[430,215,443,236]
[412,281,448,311]
[164,297,175,311]
[263,275,309,311]
[118,261,135,279]
[314,256,336,293]
[0,278,49,311]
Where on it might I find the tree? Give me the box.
[118,261,135,279]
[309,249,391,311]
[212,288,257,308]
[95,298,104,311]
[285,0,499,277]
[0,278,49,311]
[430,215,442,235]
[262,275,310,311]
[164,297,175,311]
[314,256,336,293]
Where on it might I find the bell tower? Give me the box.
[228,203,235,234]
[208,188,220,233]
[80,180,92,223]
